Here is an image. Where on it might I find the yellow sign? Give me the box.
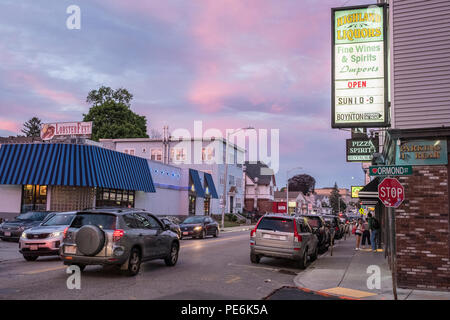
[351,186,364,198]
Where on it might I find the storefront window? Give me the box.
[21,185,47,212]
[96,188,135,208]
[189,195,196,215]
[204,197,210,215]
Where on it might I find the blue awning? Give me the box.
[0,143,156,192]
[189,168,205,198]
[204,172,218,199]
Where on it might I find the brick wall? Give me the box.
[50,186,95,212]
[244,199,273,213]
[395,165,450,291]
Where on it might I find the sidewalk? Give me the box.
[293,235,450,300]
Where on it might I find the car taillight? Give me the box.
[250,217,263,238]
[113,229,124,242]
[293,220,302,242]
[63,227,68,239]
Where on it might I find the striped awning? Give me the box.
[189,169,205,198]
[0,143,156,192]
[204,172,218,199]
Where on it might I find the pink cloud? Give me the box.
[10,72,79,106]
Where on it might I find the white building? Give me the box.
[100,136,245,215]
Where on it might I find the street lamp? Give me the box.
[286,166,302,215]
[221,126,255,230]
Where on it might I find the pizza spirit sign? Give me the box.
[331,4,388,128]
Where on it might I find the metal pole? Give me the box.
[221,135,229,230]
[389,206,398,300]
[286,172,289,215]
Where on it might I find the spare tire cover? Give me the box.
[76,225,105,256]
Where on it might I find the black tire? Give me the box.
[164,242,179,266]
[250,252,260,264]
[310,246,319,262]
[124,248,141,276]
[297,249,308,270]
[76,225,105,256]
[213,228,219,238]
[23,255,38,261]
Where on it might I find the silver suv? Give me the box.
[60,209,180,276]
[250,214,319,269]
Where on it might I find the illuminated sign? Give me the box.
[351,186,364,198]
[40,121,92,140]
[332,4,388,128]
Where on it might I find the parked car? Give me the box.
[159,217,181,239]
[19,212,76,261]
[250,214,319,269]
[179,216,219,239]
[322,215,344,240]
[60,209,180,276]
[0,211,53,242]
[300,214,330,251]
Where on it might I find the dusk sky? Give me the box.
[0,0,375,190]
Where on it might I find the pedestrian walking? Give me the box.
[361,218,371,249]
[368,213,380,252]
[354,218,363,250]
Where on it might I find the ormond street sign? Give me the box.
[369,165,413,176]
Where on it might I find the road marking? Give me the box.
[320,287,377,299]
[181,234,248,249]
[226,275,241,284]
[23,265,66,275]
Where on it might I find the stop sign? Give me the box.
[378,178,405,208]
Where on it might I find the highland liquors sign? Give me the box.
[332,4,388,128]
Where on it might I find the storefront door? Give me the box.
[21,185,47,212]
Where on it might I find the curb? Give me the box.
[263,285,358,300]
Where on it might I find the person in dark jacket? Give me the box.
[368,212,380,252]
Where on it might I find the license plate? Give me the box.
[263,234,287,241]
[30,245,38,251]
[64,245,76,254]
[183,232,189,236]
[4,232,11,237]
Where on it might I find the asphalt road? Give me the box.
[0,230,314,300]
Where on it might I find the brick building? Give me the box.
[378,0,450,291]
[243,161,275,214]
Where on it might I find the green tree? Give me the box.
[83,86,149,141]
[21,117,42,137]
[288,174,316,194]
[330,182,347,214]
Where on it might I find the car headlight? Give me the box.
[194,226,203,231]
[21,232,27,239]
[50,231,62,238]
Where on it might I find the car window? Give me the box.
[145,215,162,229]
[257,217,294,233]
[42,214,74,226]
[134,213,153,229]
[122,214,138,229]
[306,217,321,228]
[72,213,116,230]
